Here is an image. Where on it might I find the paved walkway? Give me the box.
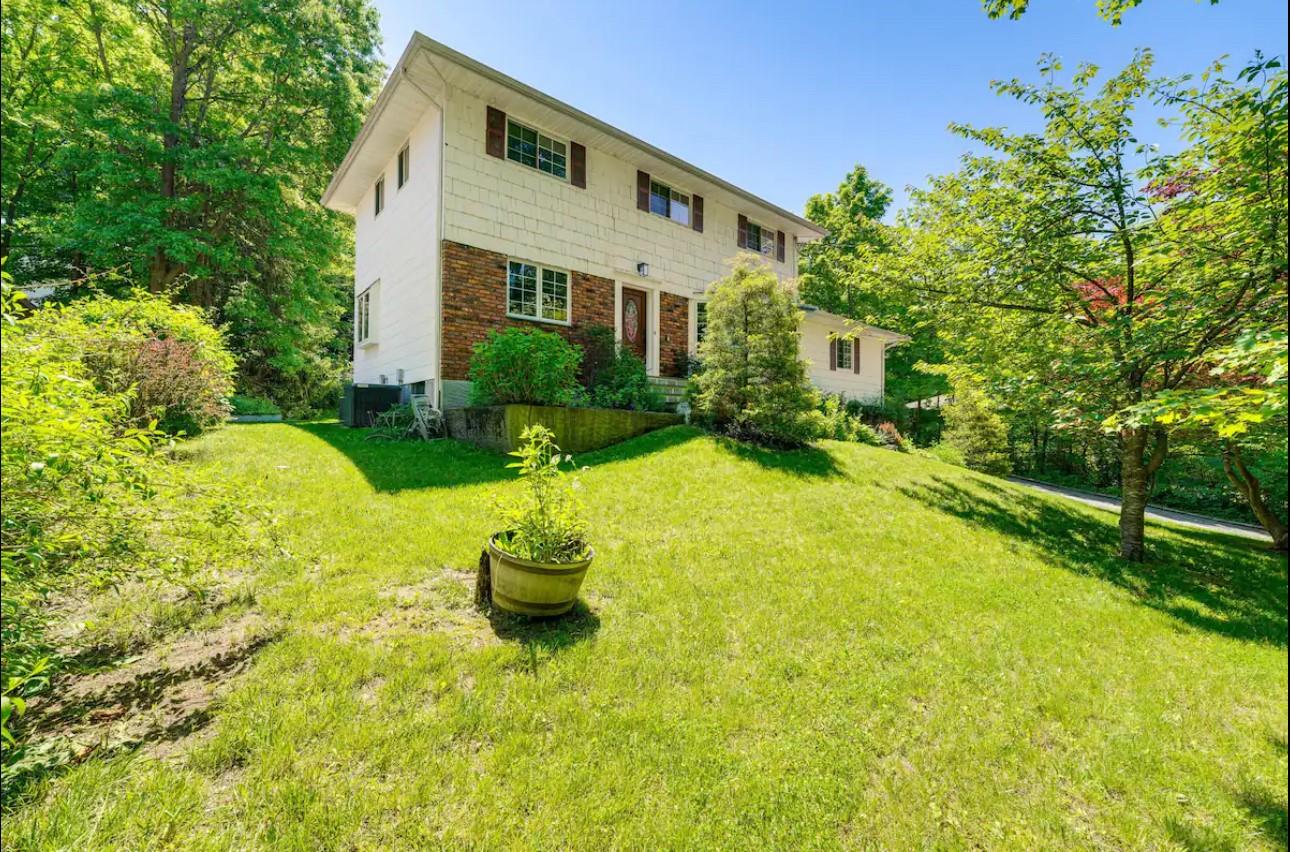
[1007,476,1272,542]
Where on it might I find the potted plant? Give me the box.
[488,424,594,616]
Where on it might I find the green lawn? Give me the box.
[5,423,1287,849]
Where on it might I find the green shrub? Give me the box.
[573,324,662,410]
[942,390,1013,476]
[469,328,582,406]
[22,291,235,435]
[0,278,264,771]
[876,422,909,451]
[495,425,589,564]
[924,442,967,467]
[819,394,884,445]
[691,258,824,448]
[230,394,282,416]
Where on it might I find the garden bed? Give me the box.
[444,404,682,453]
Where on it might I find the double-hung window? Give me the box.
[835,337,854,370]
[356,284,376,345]
[746,221,774,257]
[397,145,410,188]
[648,179,690,226]
[507,260,570,324]
[506,119,567,179]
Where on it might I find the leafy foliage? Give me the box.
[981,0,1218,25]
[691,258,825,448]
[495,425,589,564]
[0,0,382,406]
[21,291,235,434]
[819,394,883,445]
[574,324,663,410]
[942,390,1014,476]
[229,394,282,417]
[0,274,269,773]
[468,328,583,406]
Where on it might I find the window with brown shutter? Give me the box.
[828,337,837,371]
[737,214,748,248]
[570,142,586,188]
[852,339,861,374]
[485,106,506,158]
[636,170,651,211]
[692,195,704,232]
[776,230,786,263]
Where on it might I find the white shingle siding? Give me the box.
[440,87,795,301]
[800,315,887,403]
[352,105,443,387]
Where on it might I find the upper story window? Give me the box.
[356,283,377,345]
[649,179,690,226]
[507,119,567,179]
[507,260,570,324]
[397,145,410,188]
[835,337,855,370]
[374,176,385,216]
[746,221,774,257]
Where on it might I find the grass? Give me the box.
[4,423,1286,849]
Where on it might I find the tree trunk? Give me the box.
[149,21,196,292]
[1118,426,1169,562]
[1222,441,1288,551]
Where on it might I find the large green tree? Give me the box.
[1,0,382,402]
[881,52,1286,561]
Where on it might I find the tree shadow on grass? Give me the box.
[711,435,845,478]
[897,474,1288,647]
[289,422,705,494]
[486,601,602,678]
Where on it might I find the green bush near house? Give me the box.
[574,324,665,412]
[468,327,582,406]
[691,258,824,447]
[820,394,884,445]
[20,290,235,435]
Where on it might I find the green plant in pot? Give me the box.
[489,424,594,616]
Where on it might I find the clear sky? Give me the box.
[371,0,1288,218]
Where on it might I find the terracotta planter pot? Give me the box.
[487,534,594,616]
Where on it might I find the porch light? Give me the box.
[636,262,650,277]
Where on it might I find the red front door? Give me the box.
[621,287,647,361]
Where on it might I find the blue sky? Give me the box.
[372,0,1287,217]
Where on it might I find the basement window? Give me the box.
[507,260,570,324]
[506,119,567,179]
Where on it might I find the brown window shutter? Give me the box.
[486,106,506,158]
[737,214,748,248]
[692,194,704,232]
[828,337,837,371]
[776,230,786,263]
[636,170,650,211]
[852,339,861,373]
[570,142,586,188]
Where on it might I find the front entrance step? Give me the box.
[648,376,688,411]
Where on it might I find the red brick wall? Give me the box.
[440,240,615,380]
[659,291,690,378]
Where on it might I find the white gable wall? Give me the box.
[352,105,444,389]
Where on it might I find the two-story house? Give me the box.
[323,33,906,410]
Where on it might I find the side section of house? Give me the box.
[349,92,444,395]
[799,311,900,401]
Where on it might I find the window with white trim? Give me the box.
[746,221,774,257]
[355,283,377,344]
[506,119,567,179]
[835,337,854,370]
[397,145,410,188]
[507,260,570,323]
[649,179,690,226]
